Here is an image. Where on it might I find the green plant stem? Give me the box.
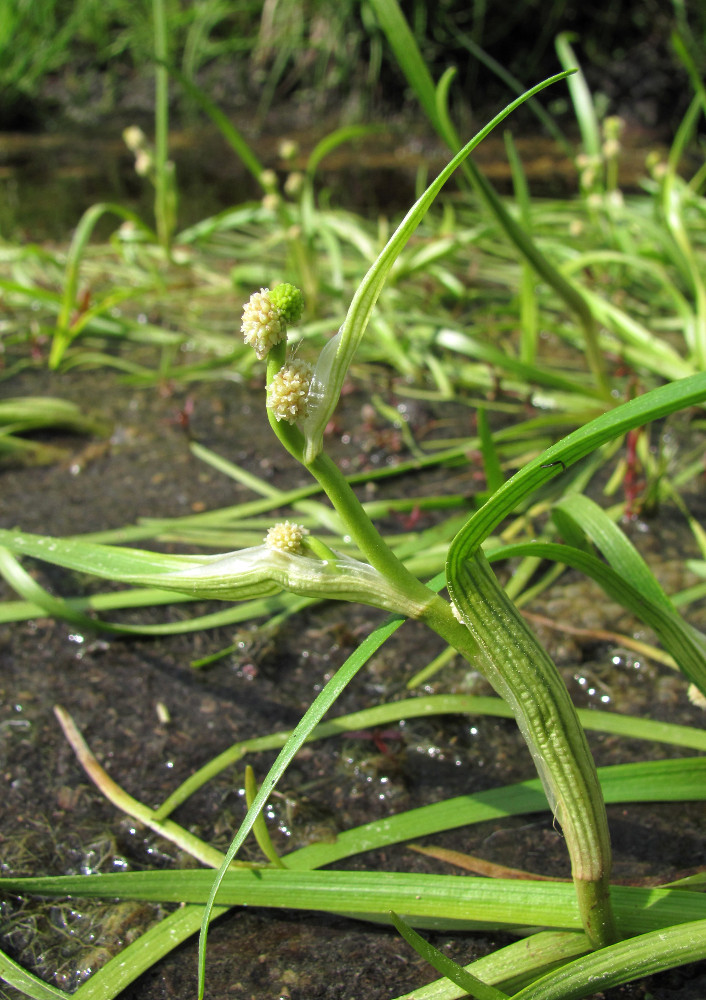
[267,398,618,946]
[307,451,437,612]
[440,550,618,949]
[266,349,438,616]
[153,0,170,252]
[299,426,615,946]
[53,706,234,870]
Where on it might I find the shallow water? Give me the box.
[1,363,705,999]
[0,117,665,241]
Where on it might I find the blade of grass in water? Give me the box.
[0,948,69,1000]
[49,203,156,368]
[4,871,706,936]
[389,912,509,1000]
[511,918,706,1000]
[156,697,706,821]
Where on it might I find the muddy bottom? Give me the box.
[1,362,705,999]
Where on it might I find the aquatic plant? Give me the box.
[1,74,706,998]
[2,6,706,992]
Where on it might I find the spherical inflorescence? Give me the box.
[266,358,313,423]
[268,283,304,325]
[264,521,309,554]
[241,288,287,360]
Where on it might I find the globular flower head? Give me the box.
[123,125,147,153]
[264,521,308,554]
[268,283,304,325]
[267,358,313,423]
[688,683,706,710]
[241,288,287,360]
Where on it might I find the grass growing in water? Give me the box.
[1,13,706,1000]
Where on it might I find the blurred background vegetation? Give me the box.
[1,0,703,134]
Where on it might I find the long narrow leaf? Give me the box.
[491,539,706,693]
[299,69,575,462]
[3,872,706,936]
[511,918,706,1000]
[0,947,69,1000]
[389,913,509,1000]
[449,372,706,559]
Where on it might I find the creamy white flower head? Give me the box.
[134,150,153,176]
[241,288,286,360]
[123,125,147,152]
[687,683,706,710]
[267,359,313,423]
[265,520,308,554]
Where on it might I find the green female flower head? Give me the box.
[241,284,304,360]
[266,359,313,424]
[268,283,304,324]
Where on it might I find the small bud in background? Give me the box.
[241,288,287,359]
[284,171,305,198]
[260,169,279,193]
[262,192,281,212]
[278,138,299,161]
[602,115,624,143]
[134,150,153,177]
[646,151,667,181]
[123,125,155,181]
[122,125,147,153]
[688,683,706,710]
[267,359,313,423]
[265,521,309,554]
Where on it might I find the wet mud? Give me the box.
[1,363,705,999]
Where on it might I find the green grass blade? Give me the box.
[299,69,575,463]
[477,408,505,493]
[389,912,509,1000]
[554,34,601,158]
[552,494,680,613]
[306,124,379,178]
[391,931,590,1000]
[5,753,703,998]
[194,610,407,998]
[369,0,609,396]
[505,132,539,365]
[71,905,230,1000]
[50,203,155,368]
[0,529,208,579]
[492,539,706,694]
[164,62,265,187]
[512,918,706,1000]
[4,872,706,936]
[449,372,706,558]
[156,686,706,822]
[244,765,286,868]
[434,328,602,398]
[368,0,439,130]
[0,946,69,1000]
